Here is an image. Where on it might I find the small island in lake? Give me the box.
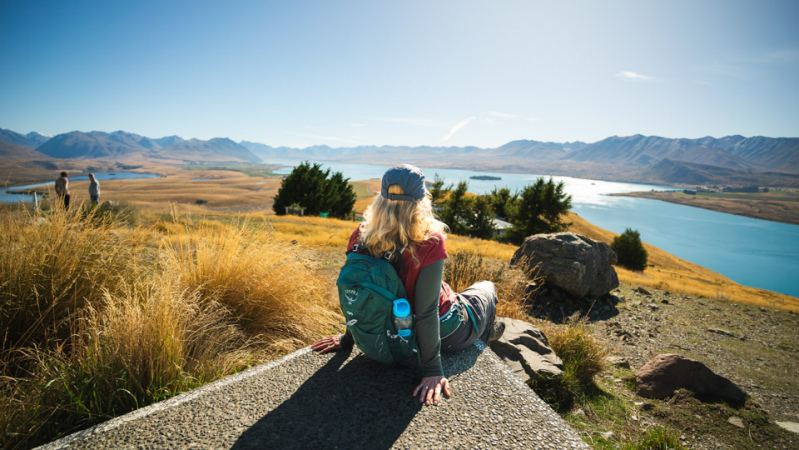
[469,175,502,181]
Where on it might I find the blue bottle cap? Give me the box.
[393,298,411,317]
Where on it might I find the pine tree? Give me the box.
[466,196,497,239]
[487,187,517,219]
[273,162,356,218]
[439,181,472,236]
[504,177,572,245]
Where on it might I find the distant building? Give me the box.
[492,218,513,237]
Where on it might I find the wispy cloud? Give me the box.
[616,71,652,81]
[489,111,539,122]
[442,117,476,141]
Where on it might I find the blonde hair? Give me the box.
[360,184,448,261]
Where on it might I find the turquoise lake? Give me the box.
[271,160,799,298]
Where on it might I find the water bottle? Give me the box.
[392,298,413,337]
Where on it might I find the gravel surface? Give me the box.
[39,341,588,450]
[591,282,799,423]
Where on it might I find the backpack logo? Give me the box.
[344,288,359,304]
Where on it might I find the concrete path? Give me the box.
[39,341,588,449]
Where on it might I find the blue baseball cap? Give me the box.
[381,164,432,201]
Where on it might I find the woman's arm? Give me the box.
[414,259,444,377]
[413,259,450,404]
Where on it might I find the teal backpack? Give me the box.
[336,244,418,364]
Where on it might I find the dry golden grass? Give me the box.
[261,215,357,249]
[159,219,340,349]
[3,168,797,447]
[442,249,533,322]
[0,206,341,448]
[0,208,139,365]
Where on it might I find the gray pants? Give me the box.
[441,281,498,353]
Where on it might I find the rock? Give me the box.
[635,354,747,404]
[489,318,564,382]
[511,232,619,299]
[597,431,614,440]
[776,421,799,434]
[605,356,631,369]
[727,416,745,428]
[636,287,651,296]
[707,328,736,338]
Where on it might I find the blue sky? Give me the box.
[1,0,797,148]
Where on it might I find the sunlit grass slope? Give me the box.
[3,174,795,448]
[0,206,340,448]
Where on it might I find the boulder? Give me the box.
[489,318,564,382]
[511,232,619,299]
[605,356,631,369]
[635,354,747,404]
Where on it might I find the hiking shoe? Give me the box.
[488,319,505,342]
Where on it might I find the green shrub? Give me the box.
[611,228,648,271]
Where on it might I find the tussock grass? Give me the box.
[0,207,138,374]
[531,318,610,413]
[0,208,340,448]
[443,249,532,321]
[160,219,339,350]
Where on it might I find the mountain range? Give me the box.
[2,128,798,187]
[1,129,261,163]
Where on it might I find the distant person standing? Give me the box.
[88,173,100,206]
[54,171,70,210]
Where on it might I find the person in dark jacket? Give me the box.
[54,172,70,210]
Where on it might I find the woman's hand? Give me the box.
[413,376,451,406]
[311,334,343,353]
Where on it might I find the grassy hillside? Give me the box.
[23,170,798,312]
[2,182,796,448]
